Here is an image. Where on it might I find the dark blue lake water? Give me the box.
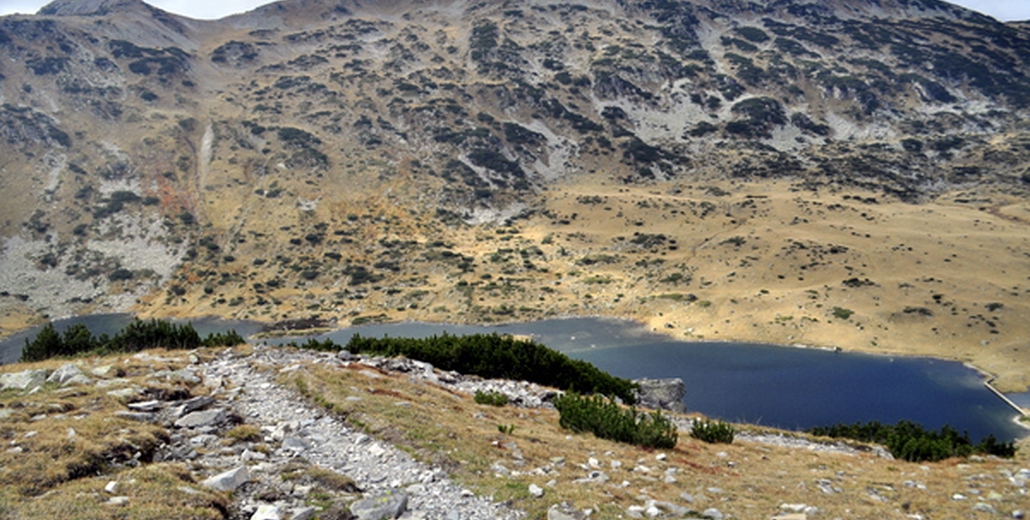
[2,315,1026,442]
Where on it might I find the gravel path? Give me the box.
[200,345,524,520]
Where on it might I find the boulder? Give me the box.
[177,395,215,415]
[46,363,90,386]
[350,490,408,520]
[174,408,227,428]
[0,369,48,391]
[201,466,249,492]
[633,378,685,413]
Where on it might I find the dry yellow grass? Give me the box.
[0,351,228,519]
[282,358,1030,520]
[118,178,1030,393]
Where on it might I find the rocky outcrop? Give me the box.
[0,368,47,391]
[634,378,686,413]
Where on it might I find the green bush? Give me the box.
[333,333,637,403]
[21,319,245,362]
[554,392,677,449]
[691,418,735,444]
[831,307,854,320]
[474,390,509,406]
[807,420,1016,462]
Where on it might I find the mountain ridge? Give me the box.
[2,0,1030,391]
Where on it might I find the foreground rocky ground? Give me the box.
[1,344,1028,519]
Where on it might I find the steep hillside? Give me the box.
[1,0,1029,389]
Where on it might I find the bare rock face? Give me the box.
[633,378,686,413]
[37,0,148,16]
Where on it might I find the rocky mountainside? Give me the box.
[2,0,1030,386]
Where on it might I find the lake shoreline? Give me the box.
[2,312,1027,441]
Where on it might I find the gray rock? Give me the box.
[973,503,997,514]
[290,507,317,520]
[251,504,281,520]
[46,364,88,386]
[633,378,685,412]
[653,500,690,516]
[178,396,216,415]
[201,466,249,492]
[61,374,94,386]
[547,506,579,520]
[282,436,309,452]
[168,368,202,384]
[350,490,408,520]
[114,410,159,423]
[337,350,357,361]
[1012,510,1024,519]
[0,369,48,391]
[175,408,227,428]
[702,508,724,520]
[128,400,162,412]
[106,496,130,507]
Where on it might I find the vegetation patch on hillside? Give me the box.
[808,420,1016,462]
[21,319,245,362]
[290,332,638,403]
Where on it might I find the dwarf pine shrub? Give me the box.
[691,418,735,444]
[554,392,678,449]
[21,319,245,362]
[807,420,1016,461]
[474,390,509,406]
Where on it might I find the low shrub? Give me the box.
[831,307,854,320]
[330,333,637,403]
[807,420,1016,462]
[474,390,509,406]
[21,320,245,362]
[554,392,677,449]
[691,418,735,444]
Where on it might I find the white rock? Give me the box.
[201,466,250,492]
[251,504,281,520]
[528,483,544,498]
[104,481,120,494]
[703,508,724,520]
[47,364,90,386]
[0,369,47,391]
[127,400,162,412]
[106,496,130,507]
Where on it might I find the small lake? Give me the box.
[2,315,1026,442]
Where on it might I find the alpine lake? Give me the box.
[1,314,1025,442]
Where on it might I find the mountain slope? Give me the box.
[1,0,1029,389]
